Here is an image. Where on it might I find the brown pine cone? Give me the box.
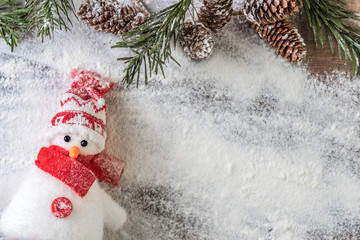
[198,0,233,33]
[252,20,306,62]
[179,21,215,61]
[78,0,148,35]
[244,0,303,24]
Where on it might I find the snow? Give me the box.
[1,0,360,239]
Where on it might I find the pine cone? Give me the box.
[179,22,215,61]
[252,20,306,62]
[78,0,147,35]
[199,0,233,33]
[244,0,303,24]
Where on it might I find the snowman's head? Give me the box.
[48,125,105,156]
[47,69,113,157]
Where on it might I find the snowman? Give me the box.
[0,69,127,240]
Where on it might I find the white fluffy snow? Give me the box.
[1,0,360,239]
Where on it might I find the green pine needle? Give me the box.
[112,0,193,86]
[25,0,77,41]
[0,0,29,51]
[303,0,360,76]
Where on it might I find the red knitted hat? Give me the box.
[48,69,114,151]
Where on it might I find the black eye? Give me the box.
[64,136,71,142]
[81,140,88,147]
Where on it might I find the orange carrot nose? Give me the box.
[69,146,80,159]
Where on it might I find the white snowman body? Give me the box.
[0,166,126,240]
[0,129,126,240]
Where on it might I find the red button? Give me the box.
[51,197,73,218]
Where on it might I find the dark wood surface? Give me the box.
[295,1,360,77]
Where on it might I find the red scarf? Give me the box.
[35,145,126,198]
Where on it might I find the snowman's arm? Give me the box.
[101,189,127,232]
[0,168,29,208]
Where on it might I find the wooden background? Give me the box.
[295,1,360,77]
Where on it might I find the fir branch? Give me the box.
[303,0,360,76]
[0,0,29,51]
[25,0,76,41]
[112,0,193,86]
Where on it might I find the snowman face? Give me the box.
[49,132,100,156]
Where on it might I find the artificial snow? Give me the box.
[1,0,360,239]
